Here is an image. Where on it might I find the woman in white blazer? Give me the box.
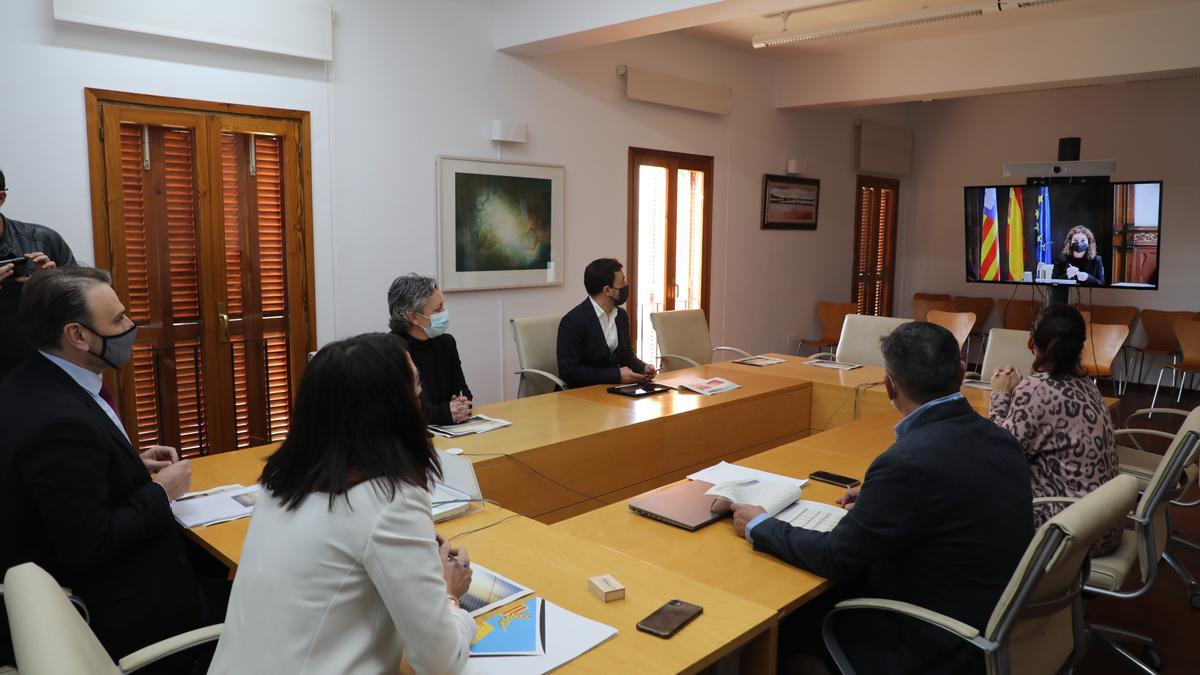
[209,333,476,675]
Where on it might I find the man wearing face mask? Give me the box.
[728,323,1032,674]
[1052,225,1105,286]
[557,257,656,389]
[387,273,473,425]
[0,267,212,673]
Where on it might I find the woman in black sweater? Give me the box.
[1051,225,1106,286]
[387,274,472,425]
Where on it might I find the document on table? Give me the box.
[460,564,535,617]
[687,461,808,489]
[705,479,801,517]
[172,484,260,528]
[802,359,862,370]
[463,600,617,675]
[429,414,512,438]
[732,355,787,367]
[655,376,741,396]
[776,500,847,533]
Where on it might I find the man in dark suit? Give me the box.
[730,322,1034,675]
[0,267,211,672]
[556,258,656,388]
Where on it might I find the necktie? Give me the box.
[99,381,122,423]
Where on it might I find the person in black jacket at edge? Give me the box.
[556,257,656,389]
[730,322,1034,674]
[387,273,473,426]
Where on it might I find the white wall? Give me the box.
[894,77,1200,358]
[0,0,337,345]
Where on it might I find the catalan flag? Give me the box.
[1006,187,1025,280]
[980,187,999,281]
[1035,186,1052,266]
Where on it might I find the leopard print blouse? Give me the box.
[989,372,1121,556]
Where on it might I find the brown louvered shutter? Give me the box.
[852,176,899,317]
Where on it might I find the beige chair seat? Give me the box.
[1118,445,1159,487]
[1087,529,1139,591]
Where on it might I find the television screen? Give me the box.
[964,181,1162,289]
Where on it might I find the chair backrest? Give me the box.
[1081,323,1130,376]
[5,563,120,675]
[1139,309,1193,353]
[1133,427,1200,583]
[1075,304,1138,329]
[980,329,1035,379]
[952,296,995,334]
[985,475,1139,675]
[510,314,564,397]
[996,299,1043,331]
[912,293,954,322]
[815,302,859,343]
[1175,318,1200,366]
[651,309,713,371]
[927,310,975,351]
[835,315,912,367]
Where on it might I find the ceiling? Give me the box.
[684,0,1198,58]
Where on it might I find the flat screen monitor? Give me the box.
[963,181,1162,289]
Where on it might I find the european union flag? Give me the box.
[1035,186,1053,266]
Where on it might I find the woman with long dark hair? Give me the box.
[209,333,475,674]
[989,304,1120,554]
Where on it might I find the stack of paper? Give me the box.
[430,414,512,438]
[658,376,740,396]
[802,359,862,371]
[705,479,802,517]
[687,461,808,489]
[732,355,786,367]
[776,500,848,532]
[470,597,544,657]
[172,484,260,528]
[464,600,617,675]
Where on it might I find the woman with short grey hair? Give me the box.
[387,273,473,425]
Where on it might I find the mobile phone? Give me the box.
[0,255,31,278]
[636,599,703,639]
[809,471,861,489]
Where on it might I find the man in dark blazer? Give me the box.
[0,268,211,673]
[730,322,1034,675]
[557,258,656,388]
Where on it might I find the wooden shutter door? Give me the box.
[852,176,899,317]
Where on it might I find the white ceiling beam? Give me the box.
[494,0,854,56]
[771,1,1200,109]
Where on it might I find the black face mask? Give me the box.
[1072,241,1088,253]
[612,285,629,306]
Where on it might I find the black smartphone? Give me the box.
[636,599,703,639]
[809,470,861,489]
[0,255,31,278]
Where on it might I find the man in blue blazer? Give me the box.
[731,322,1033,675]
[557,258,656,388]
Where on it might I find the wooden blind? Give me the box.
[852,176,899,317]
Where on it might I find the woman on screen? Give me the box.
[1052,225,1105,286]
[209,333,475,675]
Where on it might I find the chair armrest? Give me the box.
[515,368,568,391]
[1114,428,1177,453]
[659,353,701,368]
[830,599,983,641]
[810,352,836,361]
[1032,496,1080,505]
[713,346,752,358]
[119,624,222,673]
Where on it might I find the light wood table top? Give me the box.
[186,443,277,568]
[556,446,874,616]
[435,506,779,674]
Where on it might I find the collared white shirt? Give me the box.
[589,296,620,354]
[39,350,130,442]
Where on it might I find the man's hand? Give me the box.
[449,395,472,424]
[643,364,658,381]
[152,459,192,501]
[140,445,180,473]
[14,252,54,284]
[620,367,647,384]
[835,485,862,510]
[730,502,767,539]
[0,263,13,284]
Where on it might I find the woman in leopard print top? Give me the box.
[988,304,1121,556]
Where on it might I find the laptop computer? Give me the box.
[431,450,482,522]
[628,480,729,531]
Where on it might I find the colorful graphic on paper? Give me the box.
[459,564,535,616]
[470,597,544,656]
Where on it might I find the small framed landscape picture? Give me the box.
[761,174,820,230]
[437,156,565,292]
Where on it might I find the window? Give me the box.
[852,175,899,316]
[627,148,714,365]
[86,90,316,456]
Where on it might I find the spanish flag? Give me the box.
[1006,187,1025,281]
[980,188,999,281]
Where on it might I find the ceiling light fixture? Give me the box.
[752,0,1072,49]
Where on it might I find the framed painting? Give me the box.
[761,174,820,230]
[437,156,565,291]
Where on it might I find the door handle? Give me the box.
[217,302,230,343]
